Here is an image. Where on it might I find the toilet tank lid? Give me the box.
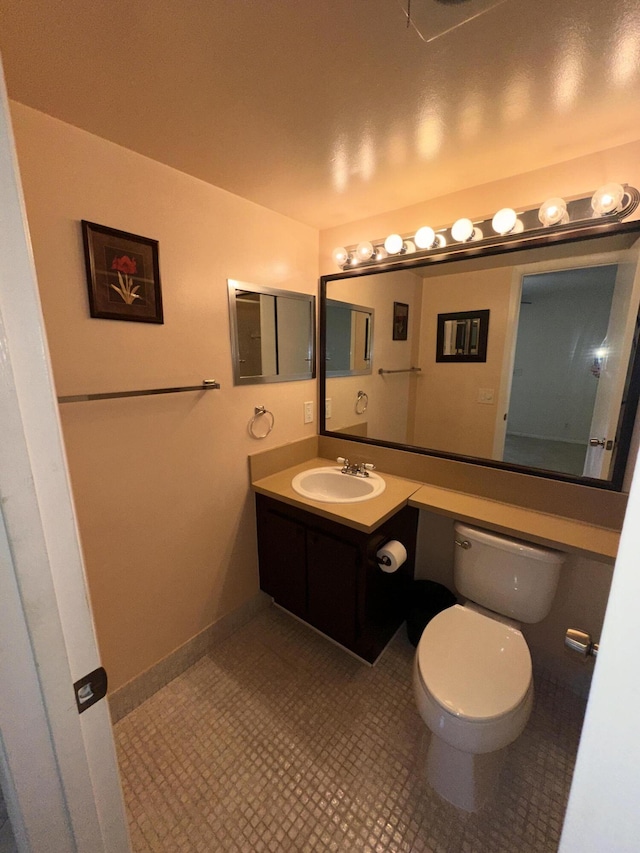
[417,605,532,721]
[454,522,566,564]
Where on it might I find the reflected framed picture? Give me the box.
[436,309,489,362]
[81,221,164,323]
[393,301,409,340]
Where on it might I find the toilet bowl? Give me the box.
[413,523,565,811]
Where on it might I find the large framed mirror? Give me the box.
[228,280,315,385]
[320,222,640,490]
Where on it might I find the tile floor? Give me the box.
[115,606,586,852]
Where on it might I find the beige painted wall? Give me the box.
[11,102,319,692]
[319,141,640,684]
[413,265,515,458]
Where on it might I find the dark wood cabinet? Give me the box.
[255,494,418,663]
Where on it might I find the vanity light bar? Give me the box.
[331,184,640,270]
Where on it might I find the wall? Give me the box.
[11,102,319,693]
[319,143,640,684]
[413,264,515,458]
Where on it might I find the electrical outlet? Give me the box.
[304,400,314,424]
[325,398,332,419]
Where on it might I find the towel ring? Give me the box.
[355,390,368,415]
[248,406,275,439]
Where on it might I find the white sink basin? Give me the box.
[291,466,386,503]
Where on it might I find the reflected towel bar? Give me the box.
[377,367,422,375]
[58,379,220,404]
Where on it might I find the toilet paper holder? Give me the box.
[565,627,599,658]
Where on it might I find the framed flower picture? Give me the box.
[81,221,164,323]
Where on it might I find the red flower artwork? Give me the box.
[110,254,141,304]
[111,255,137,275]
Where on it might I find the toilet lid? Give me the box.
[417,605,531,721]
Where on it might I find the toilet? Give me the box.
[413,522,565,811]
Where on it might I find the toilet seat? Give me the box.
[417,605,532,721]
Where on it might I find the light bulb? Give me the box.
[451,218,475,242]
[332,246,349,266]
[356,241,374,261]
[492,207,518,235]
[591,183,625,216]
[414,226,436,249]
[538,197,568,227]
[384,233,404,254]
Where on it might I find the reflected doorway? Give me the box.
[504,265,617,476]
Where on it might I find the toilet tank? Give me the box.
[453,522,565,623]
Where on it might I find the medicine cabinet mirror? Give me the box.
[228,280,315,385]
[320,222,640,490]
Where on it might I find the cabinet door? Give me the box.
[256,505,307,618]
[306,528,359,649]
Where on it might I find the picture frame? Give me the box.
[436,309,490,362]
[81,220,164,323]
[393,301,409,341]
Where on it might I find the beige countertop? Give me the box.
[251,456,620,560]
[408,484,619,563]
[251,457,420,533]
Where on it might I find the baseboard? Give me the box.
[108,591,271,722]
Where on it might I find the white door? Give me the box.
[0,57,130,852]
[583,250,640,478]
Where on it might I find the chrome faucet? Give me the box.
[337,457,375,477]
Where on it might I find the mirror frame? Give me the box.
[320,218,640,491]
[228,280,316,386]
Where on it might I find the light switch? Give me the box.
[304,401,314,423]
[325,398,332,419]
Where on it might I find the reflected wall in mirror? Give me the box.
[228,280,315,385]
[326,300,374,376]
[321,225,640,489]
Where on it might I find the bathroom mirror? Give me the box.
[326,300,374,377]
[320,222,640,490]
[228,280,315,385]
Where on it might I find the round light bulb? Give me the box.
[356,241,374,261]
[492,207,518,235]
[451,218,475,242]
[538,197,568,227]
[414,226,436,249]
[332,246,349,266]
[592,183,625,216]
[384,233,404,254]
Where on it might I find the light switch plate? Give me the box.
[325,398,332,419]
[304,400,314,423]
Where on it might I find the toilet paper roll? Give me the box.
[376,540,407,574]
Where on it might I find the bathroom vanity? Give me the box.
[253,464,419,662]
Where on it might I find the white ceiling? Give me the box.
[1,0,639,230]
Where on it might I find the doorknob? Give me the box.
[589,437,606,447]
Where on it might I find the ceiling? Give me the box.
[1,0,639,230]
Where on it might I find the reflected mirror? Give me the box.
[228,280,315,385]
[320,224,640,489]
[326,300,374,376]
